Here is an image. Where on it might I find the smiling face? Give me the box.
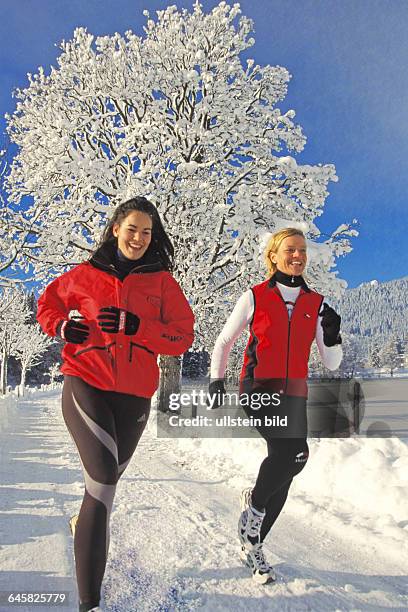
[270,234,307,276]
[113,210,153,260]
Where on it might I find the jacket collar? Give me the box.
[268,273,311,293]
[89,239,164,276]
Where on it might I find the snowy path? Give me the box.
[0,392,78,611]
[0,391,407,611]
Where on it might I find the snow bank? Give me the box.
[156,413,408,566]
[0,391,18,433]
[294,437,408,523]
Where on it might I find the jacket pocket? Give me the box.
[74,341,116,365]
[127,341,159,392]
[128,341,155,362]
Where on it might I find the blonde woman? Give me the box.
[209,228,342,584]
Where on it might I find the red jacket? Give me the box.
[37,244,194,398]
[240,277,323,397]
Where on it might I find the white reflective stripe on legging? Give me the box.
[118,457,132,475]
[65,425,115,557]
[83,463,116,557]
[72,391,118,463]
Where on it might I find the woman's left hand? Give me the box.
[319,303,341,346]
[97,306,140,335]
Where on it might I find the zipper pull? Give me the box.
[291,275,295,284]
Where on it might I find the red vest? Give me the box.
[240,278,323,397]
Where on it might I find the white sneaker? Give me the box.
[240,544,276,584]
[238,488,265,550]
[69,514,79,536]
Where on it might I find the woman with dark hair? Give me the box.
[209,227,342,585]
[37,197,194,612]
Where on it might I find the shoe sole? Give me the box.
[253,572,276,585]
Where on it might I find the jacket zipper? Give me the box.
[74,342,115,358]
[275,291,306,393]
[285,318,291,394]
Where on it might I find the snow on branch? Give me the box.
[3,1,355,348]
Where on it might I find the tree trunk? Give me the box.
[0,345,8,395]
[19,366,27,397]
[157,355,182,412]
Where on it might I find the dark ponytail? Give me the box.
[98,197,174,272]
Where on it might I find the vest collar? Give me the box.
[268,273,311,293]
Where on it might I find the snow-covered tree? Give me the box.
[182,349,209,379]
[308,342,332,378]
[224,331,248,385]
[403,339,408,368]
[333,277,408,341]
[338,334,365,377]
[0,288,31,393]
[47,362,62,386]
[2,2,356,400]
[366,340,382,369]
[12,323,54,394]
[0,143,18,285]
[379,335,402,377]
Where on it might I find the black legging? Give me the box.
[252,437,309,541]
[62,375,151,609]
[242,394,309,542]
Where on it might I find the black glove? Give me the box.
[207,380,226,409]
[58,319,90,344]
[97,306,140,335]
[319,303,342,347]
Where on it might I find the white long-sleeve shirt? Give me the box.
[210,282,342,379]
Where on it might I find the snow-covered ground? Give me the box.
[0,389,407,611]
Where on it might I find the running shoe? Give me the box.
[238,487,265,550]
[239,543,276,584]
[69,514,79,537]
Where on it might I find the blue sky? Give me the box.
[1,0,407,288]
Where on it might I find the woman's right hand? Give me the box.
[58,319,90,344]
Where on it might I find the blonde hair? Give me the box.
[264,227,306,278]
